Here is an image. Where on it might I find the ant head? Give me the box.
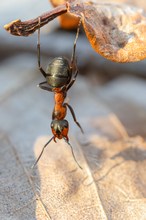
[51,119,69,140]
[46,57,72,88]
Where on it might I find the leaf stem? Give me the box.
[4,3,68,36]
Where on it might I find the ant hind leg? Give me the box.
[70,18,81,70]
[37,17,47,78]
[68,19,81,90]
[66,69,78,91]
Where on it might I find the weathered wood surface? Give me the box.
[1,53,146,219]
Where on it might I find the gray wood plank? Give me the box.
[0,136,36,220]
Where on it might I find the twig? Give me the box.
[4,4,68,36]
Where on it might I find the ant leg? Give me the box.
[70,18,81,82]
[66,69,78,91]
[70,18,81,70]
[64,103,84,134]
[67,19,81,91]
[38,81,53,92]
[37,17,47,78]
[63,137,82,169]
[31,136,54,169]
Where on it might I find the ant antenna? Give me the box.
[31,136,54,169]
[63,137,82,170]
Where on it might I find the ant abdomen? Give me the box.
[46,57,72,88]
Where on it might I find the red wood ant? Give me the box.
[32,18,83,169]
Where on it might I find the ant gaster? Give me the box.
[32,17,83,169]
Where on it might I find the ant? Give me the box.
[32,17,83,169]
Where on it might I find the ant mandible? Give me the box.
[32,17,83,169]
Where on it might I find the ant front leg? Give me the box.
[37,17,47,78]
[64,103,84,134]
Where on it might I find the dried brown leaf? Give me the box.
[69,1,146,62]
[50,0,80,29]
